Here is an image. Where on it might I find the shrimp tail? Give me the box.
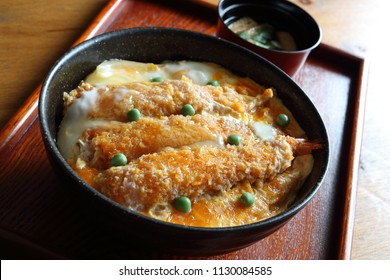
[286,137,324,156]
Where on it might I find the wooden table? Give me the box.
[0,0,389,259]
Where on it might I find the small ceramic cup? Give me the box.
[217,0,322,77]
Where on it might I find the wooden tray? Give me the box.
[0,0,368,260]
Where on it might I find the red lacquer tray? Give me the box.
[0,0,368,259]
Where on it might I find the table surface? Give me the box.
[0,0,389,260]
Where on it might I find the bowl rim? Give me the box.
[217,0,322,54]
[39,26,329,234]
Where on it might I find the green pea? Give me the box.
[111,153,127,167]
[240,192,255,207]
[174,196,191,213]
[276,113,290,127]
[181,104,195,116]
[151,77,164,82]
[127,108,141,122]
[207,80,219,87]
[227,134,242,145]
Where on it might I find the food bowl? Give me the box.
[38,27,329,256]
[217,0,322,77]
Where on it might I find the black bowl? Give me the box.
[217,0,322,77]
[39,27,329,256]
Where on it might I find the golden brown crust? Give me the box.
[64,78,273,122]
[96,135,294,211]
[78,114,258,169]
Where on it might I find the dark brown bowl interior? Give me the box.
[217,0,322,76]
[38,27,329,256]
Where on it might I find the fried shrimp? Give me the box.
[77,114,257,169]
[63,78,273,121]
[95,135,294,211]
